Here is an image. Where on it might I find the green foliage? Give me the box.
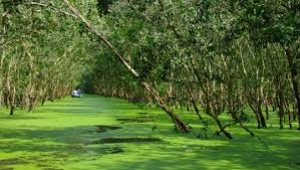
[96,0,115,16]
[230,0,300,45]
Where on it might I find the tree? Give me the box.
[227,0,300,129]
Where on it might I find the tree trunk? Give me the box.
[285,47,300,130]
[288,110,293,129]
[187,87,203,121]
[10,106,14,116]
[265,103,269,120]
[229,110,239,123]
[141,82,189,132]
[258,106,267,128]
[213,116,233,139]
[239,122,255,137]
[278,104,284,129]
[191,98,203,121]
[293,104,297,121]
[249,104,262,129]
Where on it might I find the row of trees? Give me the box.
[80,0,300,139]
[1,0,299,139]
[0,0,94,115]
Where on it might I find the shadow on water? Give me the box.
[116,117,154,123]
[88,125,122,133]
[90,146,124,154]
[0,158,28,166]
[1,124,300,170]
[90,137,162,144]
[116,112,157,123]
[0,116,44,120]
[0,125,127,169]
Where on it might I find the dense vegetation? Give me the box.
[1,0,300,139]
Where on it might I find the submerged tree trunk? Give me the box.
[141,82,189,132]
[213,115,233,139]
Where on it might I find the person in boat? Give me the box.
[71,89,81,98]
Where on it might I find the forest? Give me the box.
[1,0,300,138]
[1,0,300,169]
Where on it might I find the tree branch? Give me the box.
[62,0,139,78]
[157,0,181,39]
[23,2,78,18]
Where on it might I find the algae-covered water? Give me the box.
[0,95,299,170]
